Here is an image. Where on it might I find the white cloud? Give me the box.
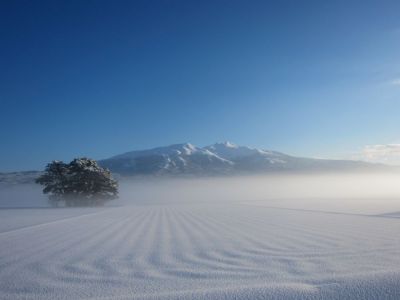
[359,144,400,165]
[389,78,400,86]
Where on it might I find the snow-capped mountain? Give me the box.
[99,142,383,176]
[99,143,234,176]
[204,142,288,169]
[1,142,390,185]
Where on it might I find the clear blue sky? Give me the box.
[1,0,400,171]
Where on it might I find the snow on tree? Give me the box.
[36,158,118,207]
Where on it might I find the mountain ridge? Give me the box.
[0,142,392,185]
[100,141,387,176]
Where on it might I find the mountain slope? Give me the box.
[100,143,234,176]
[99,142,385,176]
[0,142,389,184]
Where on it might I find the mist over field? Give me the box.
[114,172,400,216]
[3,171,400,214]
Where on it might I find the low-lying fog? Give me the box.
[2,172,400,215]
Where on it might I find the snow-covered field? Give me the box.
[1,174,400,299]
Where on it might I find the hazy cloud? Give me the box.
[389,78,400,86]
[360,144,400,165]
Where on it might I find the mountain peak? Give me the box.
[182,142,196,151]
[98,142,384,177]
[214,141,238,148]
[166,143,197,155]
[204,142,259,159]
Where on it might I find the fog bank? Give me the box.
[2,172,400,215]
[118,172,400,215]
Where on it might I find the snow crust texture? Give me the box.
[2,201,400,299]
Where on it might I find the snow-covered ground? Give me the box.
[1,173,400,299]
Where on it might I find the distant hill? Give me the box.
[0,142,391,185]
[99,142,387,176]
[0,171,43,186]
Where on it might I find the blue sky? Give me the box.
[1,0,400,171]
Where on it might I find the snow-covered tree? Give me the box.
[36,158,118,207]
